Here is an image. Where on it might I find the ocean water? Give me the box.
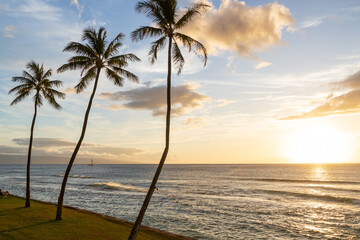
[1,164,360,239]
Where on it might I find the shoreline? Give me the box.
[5,195,194,240]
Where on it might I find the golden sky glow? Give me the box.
[284,124,353,163]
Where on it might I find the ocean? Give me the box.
[1,164,360,239]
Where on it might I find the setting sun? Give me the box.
[284,125,352,163]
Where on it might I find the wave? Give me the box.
[91,182,147,192]
[240,178,360,185]
[54,174,92,178]
[304,185,360,193]
[72,175,92,178]
[258,189,360,204]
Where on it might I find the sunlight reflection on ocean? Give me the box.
[1,164,360,239]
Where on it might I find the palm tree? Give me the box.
[55,26,140,220]
[128,1,208,238]
[8,61,65,208]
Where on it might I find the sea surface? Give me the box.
[1,164,360,239]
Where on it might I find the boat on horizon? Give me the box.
[88,158,94,166]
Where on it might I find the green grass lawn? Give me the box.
[0,196,191,240]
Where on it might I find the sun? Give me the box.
[284,124,351,163]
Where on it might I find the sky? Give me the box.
[0,0,360,164]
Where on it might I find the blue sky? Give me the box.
[1,0,360,164]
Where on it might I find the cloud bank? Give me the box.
[100,83,210,117]
[283,70,360,120]
[182,0,294,58]
[1,138,142,160]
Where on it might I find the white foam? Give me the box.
[92,182,147,192]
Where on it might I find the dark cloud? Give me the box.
[283,70,360,120]
[100,83,210,117]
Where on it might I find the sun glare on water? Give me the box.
[285,124,352,163]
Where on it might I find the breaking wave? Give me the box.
[240,178,360,185]
[258,189,360,204]
[91,182,147,192]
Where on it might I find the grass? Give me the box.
[0,196,191,240]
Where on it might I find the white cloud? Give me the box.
[70,0,84,18]
[3,25,16,38]
[300,16,325,28]
[216,99,236,107]
[17,0,62,21]
[254,61,273,69]
[181,0,295,58]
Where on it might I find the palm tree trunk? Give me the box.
[128,37,173,240]
[25,98,38,208]
[55,69,101,220]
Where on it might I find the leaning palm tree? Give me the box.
[55,26,140,220]
[128,1,208,238]
[9,61,65,208]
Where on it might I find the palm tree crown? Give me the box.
[131,0,208,74]
[58,26,140,89]
[9,61,65,108]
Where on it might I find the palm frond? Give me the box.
[57,57,94,74]
[62,42,96,58]
[42,68,53,79]
[74,67,97,93]
[135,1,167,27]
[172,40,185,75]
[82,27,98,51]
[107,54,141,68]
[46,88,66,99]
[104,33,125,58]
[175,3,209,29]
[33,92,43,107]
[8,84,32,95]
[26,61,40,76]
[42,90,63,110]
[12,75,35,85]
[96,27,106,55]
[174,32,207,66]
[148,36,167,64]
[112,67,139,83]
[131,26,163,42]
[160,0,177,25]
[48,80,63,88]
[105,67,124,87]
[48,97,62,110]
[10,90,32,106]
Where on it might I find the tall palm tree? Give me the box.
[55,26,140,220]
[129,1,208,238]
[9,61,65,208]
